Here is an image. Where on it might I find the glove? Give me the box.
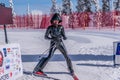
[63,37,67,40]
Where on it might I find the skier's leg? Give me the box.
[33,43,56,72]
[58,42,74,74]
[39,46,56,70]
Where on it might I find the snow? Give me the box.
[0,28,120,80]
[31,10,43,15]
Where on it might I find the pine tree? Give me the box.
[62,0,71,14]
[102,0,110,12]
[9,0,16,15]
[92,0,100,12]
[114,0,120,11]
[76,0,92,12]
[51,0,58,14]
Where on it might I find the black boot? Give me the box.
[68,67,74,75]
[33,57,48,73]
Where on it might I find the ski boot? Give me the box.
[33,70,47,76]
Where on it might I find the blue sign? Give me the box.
[5,65,10,70]
[116,43,120,55]
[3,48,7,57]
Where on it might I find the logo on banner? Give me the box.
[3,48,7,57]
[0,51,3,67]
[116,43,120,55]
[0,73,9,80]
[9,72,12,77]
[7,48,14,55]
[5,65,10,70]
[0,68,4,74]
[6,58,11,64]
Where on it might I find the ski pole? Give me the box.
[38,42,57,59]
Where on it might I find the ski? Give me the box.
[23,70,33,75]
[33,73,60,80]
[60,63,79,80]
[23,70,60,80]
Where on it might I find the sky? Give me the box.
[0,0,115,15]
[0,0,77,15]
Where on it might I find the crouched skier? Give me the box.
[33,13,78,79]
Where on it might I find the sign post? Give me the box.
[0,4,13,44]
[4,25,8,44]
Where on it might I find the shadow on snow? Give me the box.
[76,63,113,67]
[22,54,113,62]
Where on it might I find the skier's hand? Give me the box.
[63,37,67,40]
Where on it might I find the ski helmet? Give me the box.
[50,13,62,23]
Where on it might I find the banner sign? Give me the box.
[116,43,120,55]
[113,41,120,65]
[0,43,23,80]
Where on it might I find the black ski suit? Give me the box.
[34,25,74,74]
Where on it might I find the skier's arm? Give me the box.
[44,26,52,40]
[61,26,67,40]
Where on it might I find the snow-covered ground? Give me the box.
[0,28,120,80]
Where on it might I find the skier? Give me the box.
[33,13,78,80]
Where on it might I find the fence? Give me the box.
[1,11,120,30]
